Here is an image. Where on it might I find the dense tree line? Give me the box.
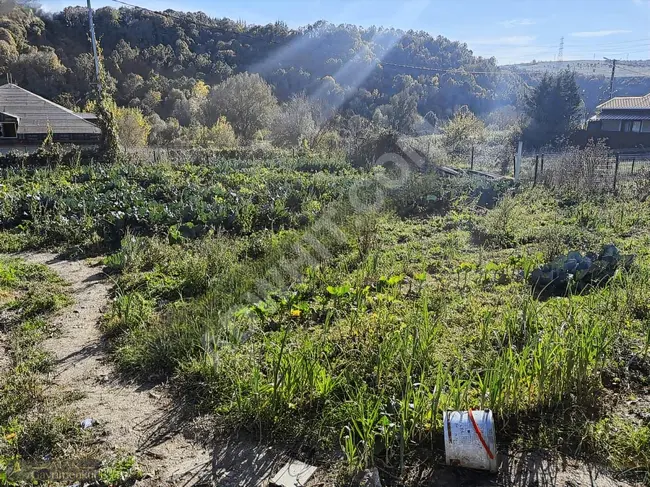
[1,4,647,149]
[0,4,511,144]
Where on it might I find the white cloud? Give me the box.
[499,18,536,28]
[570,29,632,38]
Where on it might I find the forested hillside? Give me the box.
[0,6,514,134]
[1,4,649,148]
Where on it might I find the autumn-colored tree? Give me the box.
[86,98,151,147]
[442,105,486,156]
[193,116,237,148]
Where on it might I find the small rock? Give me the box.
[80,418,95,429]
[148,391,161,400]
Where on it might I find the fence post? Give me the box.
[632,157,636,175]
[613,153,620,191]
[470,146,474,170]
[534,154,539,186]
[540,154,544,173]
[514,141,523,182]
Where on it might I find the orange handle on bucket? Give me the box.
[468,409,495,460]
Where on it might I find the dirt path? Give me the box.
[9,252,639,487]
[19,253,212,486]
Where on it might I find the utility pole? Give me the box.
[605,57,617,100]
[87,0,102,97]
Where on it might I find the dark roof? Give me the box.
[589,113,650,121]
[597,93,650,110]
[0,84,101,135]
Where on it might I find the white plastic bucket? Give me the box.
[443,409,498,472]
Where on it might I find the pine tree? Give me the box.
[524,69,582,148]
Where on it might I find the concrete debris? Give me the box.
[270,459,317,487]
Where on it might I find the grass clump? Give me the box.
[0,257,79,484]
[586,417,650,480]
[5,153,650,482]
[97,180,650,480]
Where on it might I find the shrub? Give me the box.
[192,116,238,148]
[442,105,486,156]
[541,139,611,192]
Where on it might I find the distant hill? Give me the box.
[506,60,650,113]
[0,4,513,130]
[506,60,650,78]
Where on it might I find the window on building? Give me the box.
[0,123,17,138]
[601,120,620,131]
[622,120,643,133]
[642,120,650,133]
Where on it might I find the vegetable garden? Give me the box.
[2,150,650,485]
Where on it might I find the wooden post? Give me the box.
[613,153,620,190]
[632,157,636,175]
[470,146,474,170]
[540,153,544,173]
[534,154,539,186]
[514,141,523,182]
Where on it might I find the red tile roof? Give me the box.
[597,93,650,110]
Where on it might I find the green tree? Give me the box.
[115,106,151,147]
[524,69,582,147]
[442,105,486,156]
[204,73,278,140]
[9,51,67,100]
[193,116,237,148]
[86,98,150,147]
[147,114,181,146]
[387,75,421,134]
[270,94,317,147]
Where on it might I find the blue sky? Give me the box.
[43,0,650,64]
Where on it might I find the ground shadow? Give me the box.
[413,449,622,487]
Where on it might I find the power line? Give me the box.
[379,61,515,75]
[104,1,650,69]
[616,64,650,77]
[378,61,533,91]
[110,0,282,44]
[107,1,650,56]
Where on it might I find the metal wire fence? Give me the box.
[454,145,650,191]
